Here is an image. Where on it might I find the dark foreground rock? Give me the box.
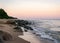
[23,26,33,30]
[6,19,33,32]
[14,26,23,32]
[0,39,3,43]
[14,20,32,26]
[0,30,12,41]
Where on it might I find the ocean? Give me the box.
[19,19,60,43]
[28,20,60,43]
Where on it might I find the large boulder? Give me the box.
[15,20,31,26]
[0,39,3,43]
[0,30,12,41]
[23,26,33,30]
[14,26,23,32]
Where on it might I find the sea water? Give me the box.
[29,20,60,43]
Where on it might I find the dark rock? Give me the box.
[0,30,12,41]
[23,26,33,30]
[14,26,23,32]
[0,39,3,43]
[8,16,17,19]
[6,20,16,25]
[24,29,28,32]
[15,20,32,26]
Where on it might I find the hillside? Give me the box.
[0,8,17,19]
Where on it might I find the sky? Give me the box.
[0,0,60,19]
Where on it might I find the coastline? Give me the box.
[18,31,41,43]
[0,19,59,43]
[19,30,55,43]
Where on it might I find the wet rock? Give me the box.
[23,26,33,30]
[0,30,12,41]
[0,39,3,43]
[15,20,32,26]
[6,20,15,24]
[24,29,28,32]
[14,26,23,32]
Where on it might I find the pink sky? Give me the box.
[0,0,60,19]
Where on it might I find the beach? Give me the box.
[19,30,55,43]
[19,31,41,43]
[0,19,58,43]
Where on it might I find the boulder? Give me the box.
[0,39,3,43]
[14,26,23,32]
[0,30,12,41]
[23,26,33,30]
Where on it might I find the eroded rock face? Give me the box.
[0,30,12,41]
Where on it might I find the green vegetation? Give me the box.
[0,8,17,19]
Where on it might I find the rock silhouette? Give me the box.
[0,8,17,19]
[0,30,12,41]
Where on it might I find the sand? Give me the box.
[4,37,30,43]
[19,32,41,43]
[19,30,55,43]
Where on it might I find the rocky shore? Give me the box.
[0,19,59,43]
[0,19,30,43]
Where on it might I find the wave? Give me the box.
[28,20,60,43]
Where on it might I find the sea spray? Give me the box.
[21,20,60,43]
[30,27,58,43]
[29,22,59,43]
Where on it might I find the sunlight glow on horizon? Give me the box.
[0,0,60,19]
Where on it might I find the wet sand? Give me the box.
[19,31,55,43]
[19,32,41,43]
[4,37,30,43]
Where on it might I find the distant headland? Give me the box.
[0,8,17,19]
